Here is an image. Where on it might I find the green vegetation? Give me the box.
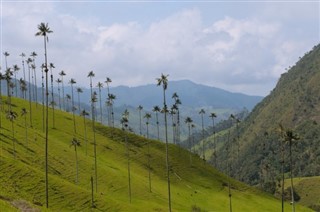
[0,97,312,211]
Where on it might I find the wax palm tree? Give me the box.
[185,116,193,165]
[5,68,13,110]
[19,78,27,99]
[95,82,103,124]
[41,64,45,132]
[49,63,55,127]
[12,64,20,97]
[21,108,28,147]
[156,73,171,211]
[58,70,66,110]
[26,58,33,127]
[105,77,112,126]
[69,78,77,134]
[6,110,18,159]
[30,52,38,103]
[35,22,52,208]
[121,109,132,203]
[3,52,9,69]
[56,78,62,110]
[80,109,89,156]
[144,112,152,192]
[209,112,217,166]
[66,94,71,112]
[279,124,299,212]
[199,108,206,160]
[152,105,161,140]
[76,87,83,115]
[172,93,181,146]
[91,91,98,192]
[70,137,81,184]
[88,71,95,98]
[107,93,116,138]
[169,106,177,144]
[191,124,196,153]
[20,53,26,87]
[137,105,143,135]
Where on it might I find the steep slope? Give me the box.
[0,97,311,211]
[212,44,320,192]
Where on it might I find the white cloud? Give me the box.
[1,3,318,96]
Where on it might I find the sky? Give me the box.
[1,1,319,96]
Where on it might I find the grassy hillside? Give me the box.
[282,176,320,211]
[207,44,320,200]
[0,97,312,211]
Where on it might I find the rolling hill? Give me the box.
[208,44,320,207]
[0,96,311,211]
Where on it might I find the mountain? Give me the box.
[107,80,262,110]
[210,44,320,205]
[0,97,312,211]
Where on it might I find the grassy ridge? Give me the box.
[0,97,312,211]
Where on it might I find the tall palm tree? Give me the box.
[105,77,112,126]
[5,68,13,110]
[156,73,171,212]
[88,71,95,98]
[26,58,33,127]
[19,78,27,99]
[185,116,193,165]
[12,64,20,97]
[169,106,177,144]
[49,63,55,128]
[279,124,299,212]
[35,22,53,209]
[69,78,77,134]
[58,70,66,111]
[70,137,81,184]
[137,105,143,135]
[91,91,98,192]
[20,53,26,88]
[3,52,9,69]
[30,52,38,104]
[80,109,89,156]
[107,93,116,138]
[121,109,132,203]
[152,105,161,140]
[41,64,45,132]
[6,110,18,159]
[172,93,181,146]
[76,87,83,115]
[56,78,62,110]
[66,94,71,112]
[199,108,206,160]
[96,82,103,124]
[144,112,152,192]
[21,108,28,147]
[209,112,217,166]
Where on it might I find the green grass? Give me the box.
[0,97,313,211]
[283,176,320,210]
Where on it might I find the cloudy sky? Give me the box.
[1,1,319,96]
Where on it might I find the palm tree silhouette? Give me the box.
[49,63,55,128]
[21,108,28,147]
[156,73,171,212]
[19,53,27,99]
[76,87,83,115]
[91,91,98,192]
[6,110,18,159]
[144,112,152,192]
[69,78,77,134]
[185,116,193,165]
[56,78,62,110]
[137,105,143,135]
[105,77,112,126]
[35,22,53,208]
[30,52,38,104]
[80,109,89,156]
[199,108,206,160]
[107,93,116,137]
[26,58,33,127]
[152,105,161,140]
[58,70,66,111]
[12,64,20,97]
[96,82,104,123]
[70,137,81,184]
[209,112,217,166]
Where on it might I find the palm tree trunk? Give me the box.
[83,116,88,156]
[44,35,49,209]
[156,112,159,140]
[28,65,33,127]
[163,88,171,212]
[99,88,102,124]
[146,123,151,193]
[12,121,16,159]
[57,83,61,110]
[290,140,295,212]
[50,71,55,128]
[71,85,76,134]
[42,69,45,133]
[75,146,79,184]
